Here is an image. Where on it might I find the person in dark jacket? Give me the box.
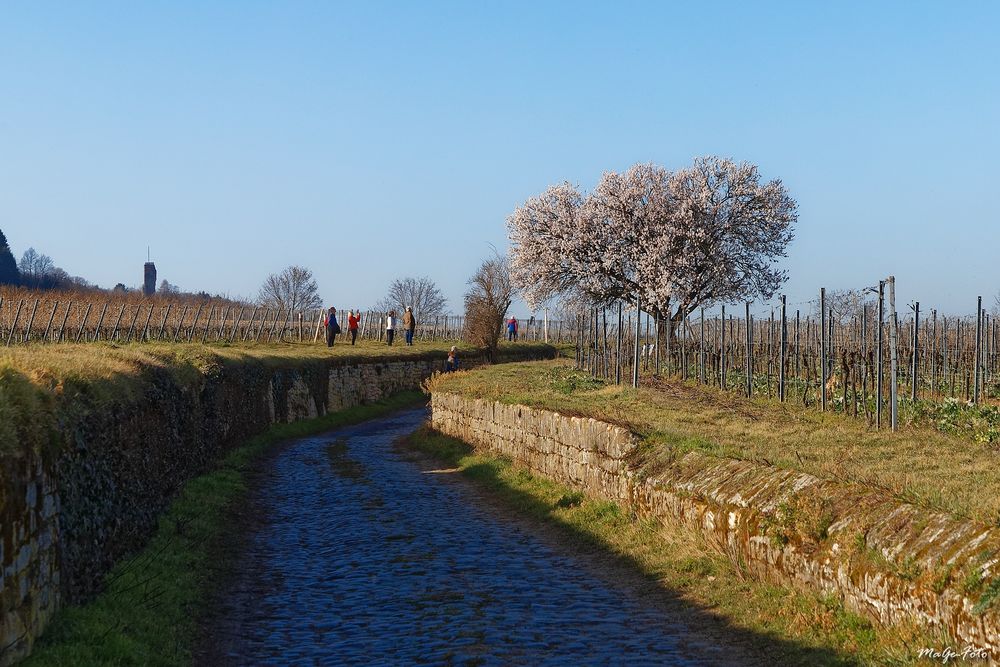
[403,306,417,346]
[325,306,340,347]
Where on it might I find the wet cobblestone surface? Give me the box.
[200,408,745,666]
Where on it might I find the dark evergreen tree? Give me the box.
[0,228,20,286]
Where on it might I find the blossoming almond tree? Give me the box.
[655,156,797,325]
[505,182,602,308]
[508,164,678,312]
[507,157,797,327]
[588,163,677,309]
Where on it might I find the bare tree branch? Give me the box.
[378,276,447,317]
[257,265,322,312]
[464,255,515,361]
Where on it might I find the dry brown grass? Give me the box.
[0,285,244,323]
[433,360,1000,524]
[1,339,504,382]
[0,340,552,454]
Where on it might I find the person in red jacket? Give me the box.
[347,310,361,345]
[506,316,518,341]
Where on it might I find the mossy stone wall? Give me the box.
[1,351,494,665]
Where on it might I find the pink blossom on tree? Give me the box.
[659,156,796,322]
[587,163,676,308]
[506,156,797,322]
[506,182,607,307]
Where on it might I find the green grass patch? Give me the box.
[23,391,427,666]
[405,427,940,666]
[973,577,1000,615]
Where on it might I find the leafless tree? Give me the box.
[16,247,88,290]
[19,248,55,280]
[464,255,515,361]
[159,279,180,295]
[258,265,322,312]
[376,276,447,317]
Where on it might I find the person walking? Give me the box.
[347,309,361,345]
[507,316,518,342]
[386,310,397,346]
[403,306,417,346]
[325,306,340,347]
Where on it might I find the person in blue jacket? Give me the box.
[325,306,340,347]
[506,316,518,341]
[445,346,460,372]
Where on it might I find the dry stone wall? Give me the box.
[431,392,1000,654]
[0,450,58,667]
[1,347,553,665]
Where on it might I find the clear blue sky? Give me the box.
[1,1,997,316]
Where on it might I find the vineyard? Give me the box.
[573,277,1000,429]
[0,287,564,346]
[6,278,999,430]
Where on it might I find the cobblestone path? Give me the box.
[199,407,752,666]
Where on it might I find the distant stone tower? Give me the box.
[143,257,157,296]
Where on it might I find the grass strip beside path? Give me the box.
[430,361,1000,524]
[23,391,427,667]
[405,427,940,666]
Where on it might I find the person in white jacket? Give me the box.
[386,310,396,346]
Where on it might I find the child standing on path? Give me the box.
[403,306,417,346]
[347,310,361,345]
[386,310,396,346]
[325,307,340,347]
[507,316,518,342]
[445,345,459,372]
